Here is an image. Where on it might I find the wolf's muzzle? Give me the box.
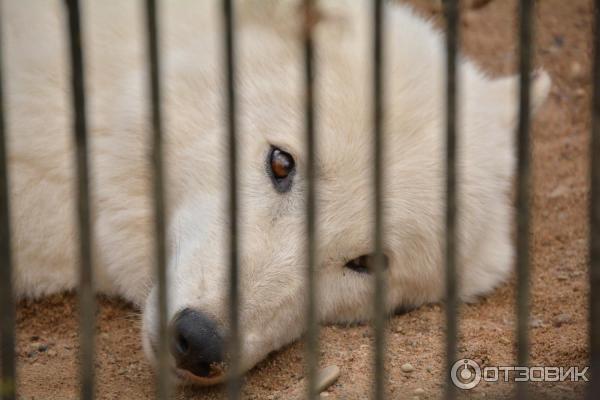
[171,308,224,380]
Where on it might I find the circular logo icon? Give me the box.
[450,359,481,390]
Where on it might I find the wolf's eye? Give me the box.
[267,146,295,192]
[344,254,389,274]
[270,148,294,178]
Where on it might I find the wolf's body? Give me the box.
[6,0,549,382]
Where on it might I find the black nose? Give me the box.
[171,308,224,377]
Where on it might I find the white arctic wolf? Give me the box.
[6,0,549,384]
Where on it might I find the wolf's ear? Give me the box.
[487,70,551,125]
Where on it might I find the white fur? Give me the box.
[5,0,550,379]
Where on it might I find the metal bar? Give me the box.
[302,1,319,399]
[0,4,15,399]
[64,1,95,398]
[589,1,600,398]
[222,1,241,399]
[144,1,170,399]
[515,1,534,399]
[444,0,459,399]
[372,0,386,399]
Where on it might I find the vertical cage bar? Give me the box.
[515,1,534,399]
[372,0,386,399]
[144,1,170,399]
[444,0,459,399]
[0,4,15,400]
[64,1,95,398]
[303,1,319,400]
[589,1,600,398]
[223,1,241,399]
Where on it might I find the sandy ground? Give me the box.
[12,0,593,398]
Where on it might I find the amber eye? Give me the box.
[270,148,294,178]
[267,147,296,192]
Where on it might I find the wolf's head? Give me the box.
[140,0,551,384]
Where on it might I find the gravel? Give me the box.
[401,363,415,373]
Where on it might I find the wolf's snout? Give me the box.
[171,308,224,379]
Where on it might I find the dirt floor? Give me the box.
[13,0,593,399]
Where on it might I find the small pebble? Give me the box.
[319,392,331,398]
[570,61,583,80]
[401,363,415,373]
[499,337,510,345]
[414,387,426,396]
[315,365,340,393]
[554,313,572,327]
[529,318,545,328]
[548,184,569,198]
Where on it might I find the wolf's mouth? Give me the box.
[148,336,226,386]
[174,365,226,386]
